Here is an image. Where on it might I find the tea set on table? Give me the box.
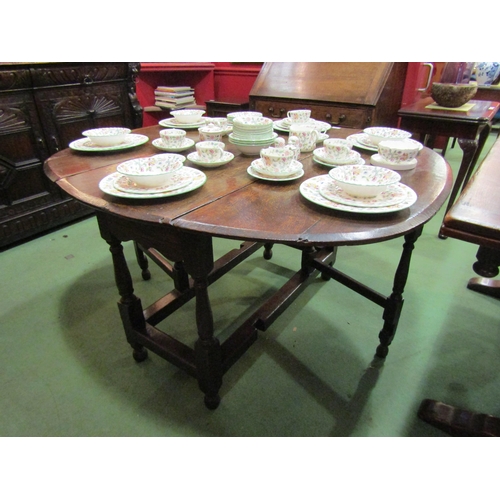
[75,107,422,212]
[301,125,422,213]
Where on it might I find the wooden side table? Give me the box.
[398,98,500,237]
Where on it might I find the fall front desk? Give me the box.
[44,125,452,409]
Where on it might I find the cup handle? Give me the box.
[215,147,224,160]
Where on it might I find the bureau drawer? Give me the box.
[30,63,129,88]
[251,99,374,128]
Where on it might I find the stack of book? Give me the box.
[153,86,196,110]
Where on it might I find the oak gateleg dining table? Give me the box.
[44,124,453,409]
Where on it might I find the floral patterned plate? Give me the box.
[99,167,206,199]
[346,133,378,152]
[187,151,234,167]
[370,153,417,171]
[319,179,408,208]
[313,147,365,167]
[69,134,149,152]
[159,117,206,129]
[300,175,417,213]
[247,161,304,182]
[113,169,194,194]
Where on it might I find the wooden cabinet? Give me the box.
[249,62,408,128]
[0,62,142,248]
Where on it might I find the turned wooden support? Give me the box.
[180,232,222,409]
[377,226,423,358]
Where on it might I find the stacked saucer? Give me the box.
[313,147,365,167]
[228,116,277,155]
[273,117,330,139]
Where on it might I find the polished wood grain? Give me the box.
[250,62,408,127]
[44,125,452,408]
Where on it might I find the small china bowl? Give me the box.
[82,127,131,147]
[116,154,184,188]
[232,116,273,130]
[431,82,478,108]
[170,109,206,124]
[378,139,422,164]
[328,164,401,198]
[363,127,411,146]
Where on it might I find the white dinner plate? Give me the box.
[99,167,206,199]
[299,175,417,214]
[69,134,149,152]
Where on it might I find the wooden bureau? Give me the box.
[0,62,142,248]
[249,62,408,128]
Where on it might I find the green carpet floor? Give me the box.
[1,133,499,437]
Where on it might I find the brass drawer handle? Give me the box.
[325,113,346,125]
[268,106,286,118]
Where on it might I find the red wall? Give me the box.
[212,62,263,102]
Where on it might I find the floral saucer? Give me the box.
[313,147,364,167]
[346,133,378,152]
[69,134,149,152]
[247,163,304,182]
[370,153,418,171]
[319,179,408,208]
[152,137,195,152]
[273,118,333,133]
[250,158,304,178]
[159,117,206,129]
[300,175,417,214]
[187,151,234,167]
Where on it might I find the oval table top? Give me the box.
[44,125,453,247]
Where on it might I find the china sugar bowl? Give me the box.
[82,127,131,147]
[170,109,206,124]
[378,139,422,164]
[116,154,184,188]
[328,164,401,198]
[363,127,412,146]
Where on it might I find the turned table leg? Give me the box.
[376,227,423,358]
[107,234,149,362]
[181,232,222,409]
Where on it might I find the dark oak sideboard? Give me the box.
[249,62,408,128]
[0,62,142,248]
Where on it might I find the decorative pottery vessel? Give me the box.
[431,82,477,108]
